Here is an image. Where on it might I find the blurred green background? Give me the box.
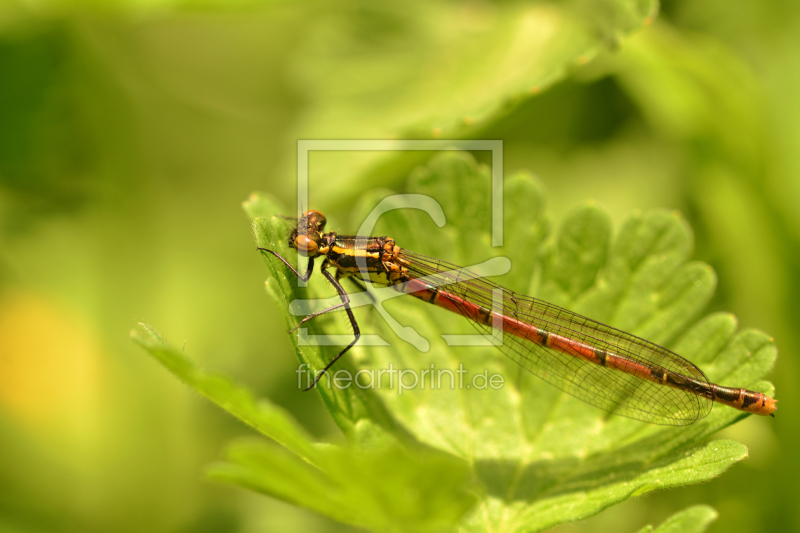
[0,1,797,532]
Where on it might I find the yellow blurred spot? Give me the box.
[530,86,540,94]
[644,16,653,26]
[577,55,588,65]
[463,116,474,126]
[0,290,100,438]
[432,127,442,138]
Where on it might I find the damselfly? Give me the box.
[258,210,777,426]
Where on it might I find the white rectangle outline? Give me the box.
[295,139,504,347]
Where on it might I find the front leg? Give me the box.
[304,265,361,391]
[257,247,314,283]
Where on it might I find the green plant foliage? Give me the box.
[288,0,660,205]
[133,153,775,532]
[635,504,718,533]
[132,325,477,532]
[5,0,798,531]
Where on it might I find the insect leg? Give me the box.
[304,266,361,391]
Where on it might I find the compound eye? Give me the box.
[294,234,319,256]
[305,210,327,231]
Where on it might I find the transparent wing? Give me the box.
[398,249,712,426]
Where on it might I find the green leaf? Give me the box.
[131,323,321,466]
[297,0,660,206]
[245,193,413,448]
[133,324,477,532]
[635,504,718,533]
[207,438,477,532]
[243,152,776,532]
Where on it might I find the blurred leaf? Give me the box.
[293,0,659,205]
[607,24,761,165]
[133,324,477,532]
[207,439,476,533]
[635,504,718,533]
[131,322,321,466]
[244,153,776,532]
[0,22,95,232]
[0,0,660,224]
